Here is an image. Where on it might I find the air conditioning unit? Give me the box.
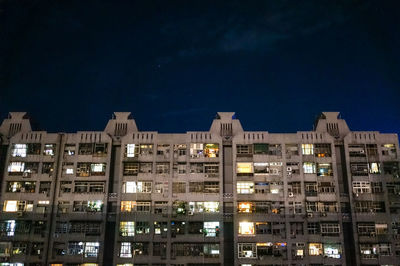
[288,192,294,198]
[320,212,327,217]
[188,211,194,216]
[287,167,292,172]
[307,213,313,218]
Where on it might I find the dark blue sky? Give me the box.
[1,0,399,134]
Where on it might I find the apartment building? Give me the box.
[0,111,398,266]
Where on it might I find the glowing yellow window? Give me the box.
[121,201,136,212]
[204,201,219,213]
[204,144,219,158]
[3,201,18,212]
[238,202,252,213]
[237,163,253,174]
[239,222,255,235]
[302,144,314,155]
[296,249,304,257]
[309,243,323,256]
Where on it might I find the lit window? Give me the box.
[303,162,316,174]
[293,243,305,258]
[68,241,84,255]
[360,244,378,258]
[120,201,150,212]
[6,181,36,193]
[204,144,219,158]
[238,202,253,213]
[64,144,76,156]
[121,201,135,212]
[8,162,25,173]
[297,249,304,257]
[11,144,27,157]
[309,243,323,256]
[190,143,204,158]
[119,222,135,236]
[84,242,99,257]
[204,222,219,237]
[237,163,253,174]
[123,181,152,194]
[382,143,396,157]
[188,201,219,213]
[317,163,332,176]
[87,201,103,212]
[237,182,254,194]
[3,201,18,212]
[119,242,132,258]
[375,223,388,234]
[204,202,219,213]
[204,243,219,257]
[302,144,314,155]
[126,144,136,157]
[270,189,279,194]
[239,222,255,235]
[238,243,257,258]
[135,221,150,235]
[91,163,106,173]
[154,222,167,235]
[369,162,380,174]
[2,220,16,236]
[66,168,74,174]
[324,243,341,258]
[43,144,56,156]
[139,144,153,155]
[123,182,137,193]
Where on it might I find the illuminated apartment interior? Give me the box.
[0,111,399,266]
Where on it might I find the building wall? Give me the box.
[0,112,398,266]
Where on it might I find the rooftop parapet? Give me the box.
[209,112,243,138]
[314,112,350,139]
[104,112,138,137]
[0,112,32,139]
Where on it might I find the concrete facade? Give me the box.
[0,111,399,266]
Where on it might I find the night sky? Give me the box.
[1,0,399,135]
